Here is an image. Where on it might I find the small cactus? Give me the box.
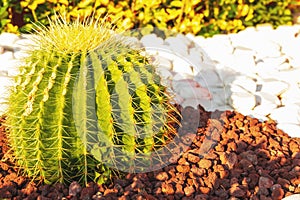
[6,15,180,185]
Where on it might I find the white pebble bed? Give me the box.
[0,23,300,138]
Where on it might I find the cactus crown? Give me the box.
[32,14,115,54]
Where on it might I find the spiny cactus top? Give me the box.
[6,15,180,185]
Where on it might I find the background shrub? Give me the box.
[0,0,299,37]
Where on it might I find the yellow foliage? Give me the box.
[238,4,249,17]
[0,0,295,37]
[245,7,254,21]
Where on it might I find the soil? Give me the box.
[0,106,299,200]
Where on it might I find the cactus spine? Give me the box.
[6,16,179,185]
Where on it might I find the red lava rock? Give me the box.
[184,185,195,197]
[187,152,200,163]
[229,184,246,198]
[210,129,221,141]
[80,186,96,200]
[240,150,258,165]
[198,158,212,169]
[214,188,228,198]
[69,181,82,196]
[155,171,169,181]
[161,182,174,195]
[220,152,238,170]
[248,173,259,189]
[199,186,210,194]
[175,183,184,196]
[259,176,274,189]
[190,165,205,177]
[176,165,190,173]
[219,169,229,179]
[278,177,290,190]
[21,182,37,196]
[0,110,299,199]
[37,196,52,200]
[227,141,237,151]
[271,184,284,200]
[239,158,254,171]
[177,157,189,165]
[260,195,272,200]
[259,187,270,196]
[206,172,218,188]
[194,194,209,200]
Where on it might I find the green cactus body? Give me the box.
[7,16,179,185]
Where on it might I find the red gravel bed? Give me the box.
[0,106,299,200]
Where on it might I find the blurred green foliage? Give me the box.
[0,0,299,37]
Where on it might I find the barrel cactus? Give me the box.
[6,15,180,185]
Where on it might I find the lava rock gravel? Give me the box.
[0,106,299,200]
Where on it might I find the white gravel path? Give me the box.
[0,23,300,138]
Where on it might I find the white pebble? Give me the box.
[252,104,277,116]
[258,79,289,96]
[231,76,257,94]
[0,76,14,99]
[276,124,300,138]
[230,91,256,113]
[255,91,281,106]
[281,84,300,105]
[165,36,188,56]
[269,104,300,124]
[0,102,9,116]
[140,34,164,47]
[195,69,222,87]
[0,33,20,47]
